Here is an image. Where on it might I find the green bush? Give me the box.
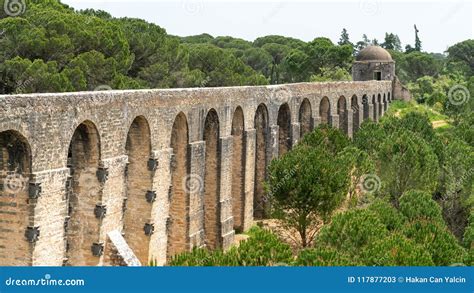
[402,220,466,266]
[463,212,474,249]
[300,124,350,155]
[169,227,293,266]
[226,227,293,266]
[169,247,228,266]
[399,190,443,222]
[361,233,434,266]
[368,199,405,231]
[378,130,440,200]
[295,246,357,266]
[316,209,388,255]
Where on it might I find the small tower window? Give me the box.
[374,71,382,80]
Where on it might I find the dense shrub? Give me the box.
[299,125,351,155]
[316,209,388,255]
[295,247,357,266]
[378,130,439,200]
[368,199,405,231]
[169,227,293,266]
[226,227,293,266]
[399,190,444,222]
[361,233,434,266]
[169,247,227,266]
[463,212,474,249]
[402,220,466,266]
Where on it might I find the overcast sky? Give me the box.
[62,0,473,53]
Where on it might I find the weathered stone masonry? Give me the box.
[0,80,393,266]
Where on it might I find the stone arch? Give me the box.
[337,96,348,134]
[254,103,269,219]
[362,94,370,121]
[168,112,190,258]
[299,98,312,138]
[388,92,391,103]
[372,95,377,121]
[319,97,331,125]
[378,94,383,119]
[65,120,102,266]
[0,130,32,266]
[383,94,388,112]
[123,116,153,265]
[231,106,245,232]
[277,103,291,156]
[351,95,360,132]
[203,109,221,249]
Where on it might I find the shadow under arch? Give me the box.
[0,130,33,266]
[65,120,102,266]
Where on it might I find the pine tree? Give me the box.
[414,25,422,51]
[338,28,351,46]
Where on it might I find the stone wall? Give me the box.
[0,81,393,266]
[352,61,396,82]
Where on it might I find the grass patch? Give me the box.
[385,100,448,123]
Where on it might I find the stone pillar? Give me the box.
[31,168,70,266]
[291,122,301,146]
[347,109,354,138]
[188,141,206,249]
[243,129,256,231]
[269,125,279,159]
[330,114,340,129]
[149,148,172,266]
[369,104,375,121]
[98,155,128,266]
[218,136,235,250]
[358,104,364,128]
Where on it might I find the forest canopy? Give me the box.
[1,0,471,95]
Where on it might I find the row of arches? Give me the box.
[0,92,391,266]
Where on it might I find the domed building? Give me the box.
[352,46,395,81]
[352,45,411,101]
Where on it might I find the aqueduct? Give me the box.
[0,46,403,266]
[0,80,393,266]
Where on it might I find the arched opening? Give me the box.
[254,104,269,219]
[388,92,391,103]
[65,121,101,266]
[372,95,377,121]
[123,116,153,265]
[231,107,245,232]
[299,99,312,138]
[337,96,348,134]
[319,97,331,125]
[378,94,383,119]
[351,95,360,132]
[277,103,291,156]
[203,109,221,249]
[0,130,32,266]
[383,94,388,112]
[168,112,190,258]
[362,95,370,121]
